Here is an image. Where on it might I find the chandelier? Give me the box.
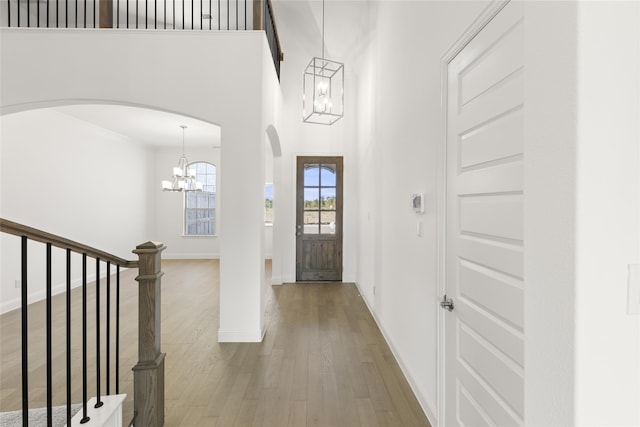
[302,0,344,125]
[161,125,203,192]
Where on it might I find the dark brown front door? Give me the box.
[296,156,343,281]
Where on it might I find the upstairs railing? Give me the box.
[0,0,283,78]
[0,218,165,426]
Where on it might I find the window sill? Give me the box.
[181,234,217,238]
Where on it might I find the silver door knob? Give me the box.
[440,295,454,312]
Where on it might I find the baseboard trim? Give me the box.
[353,281,438,427]
[218,325,266,343]
[162,252,219,260]
[0,269,125,315]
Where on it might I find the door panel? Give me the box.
[445,1,524,426]
[296,157,343,281]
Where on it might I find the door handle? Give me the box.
[440,294,454,312]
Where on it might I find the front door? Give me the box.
[444,1,525,426]
[296,156,343,281]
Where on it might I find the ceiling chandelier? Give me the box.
[302,0,344,125]
[161,125,203,192]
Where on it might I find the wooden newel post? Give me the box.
[133,241,166,427]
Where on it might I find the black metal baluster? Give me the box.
[7,0,10,27]
[116,0,119,27]
[181,0,184,29]
[80,254,90,424]
[93,0,95,28]
[163,0,166,28]
[37,0,39,27]
[47,0,50,27]
[226,0,228,30]
[172,0,175,28]
[27,0,30,26]
[46,243,53,427]
[66,249,72,427]
[244,0,246,29]
[191,0,193,29]
[145,0,147,29]
[217,0,219,29]
[135,0,138,28]
[154,0,156,29]
[83,0,86,28]
[106,261,111,395]
[65,0,68,27]
[126,0,128,28]
[115,265,120,393]
[56,0,59,27]
[209,0,211,29]
[95,259,103,408]
[75,0,77,28]
[21,236,28,427]
[235,0,237,30]
[200,0,202,29]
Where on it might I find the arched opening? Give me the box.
[264,124,282,285]
[0,102,221,314]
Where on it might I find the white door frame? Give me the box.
[436,1,512,425]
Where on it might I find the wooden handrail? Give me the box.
[0,218,138,268]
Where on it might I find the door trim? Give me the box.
[437,1,512,426]
[295,156,344,282]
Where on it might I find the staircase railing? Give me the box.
[0,218,165,426]
[0,0,283,78]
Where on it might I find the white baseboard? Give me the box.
[218,325,266,343]
[162,252,219,260]
[353,281,438,427]
[0,268,123,315]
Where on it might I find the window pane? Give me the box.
[186,193,197,208]
[304,164,320,186]
[304,211,319,234]
[320,211,336,235]
[304,188,320,210]
[321,188,337,210]
[185,161,217,235]
[320,164,336,187]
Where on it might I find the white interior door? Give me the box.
[444,2,525,426]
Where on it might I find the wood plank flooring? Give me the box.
[1,259,431,426]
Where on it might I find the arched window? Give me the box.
[184,162,216,236]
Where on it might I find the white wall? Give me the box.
[0,108,152,313]
[1,28,278,341]
[353,1,489,423]
[574,1,640,424]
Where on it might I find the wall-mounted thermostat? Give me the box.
[412,193,424,214]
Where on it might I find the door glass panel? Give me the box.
[304,188,320,209]
[304,211,320,234]
[321,188,337,210]
[320,211,336,235]
[320,164,336,186]
[304,165,320,186]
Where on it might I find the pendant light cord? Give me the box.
[321,0,325,61]
[181,125,187,156]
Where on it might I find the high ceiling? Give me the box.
[43,1,370,147]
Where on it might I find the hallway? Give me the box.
[0,259,430,426]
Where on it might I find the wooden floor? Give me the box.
[1,260,431,426]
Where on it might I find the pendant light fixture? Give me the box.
[302,0,344,125]
[161,125,203,192]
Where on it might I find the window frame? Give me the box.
[183,161,217,237]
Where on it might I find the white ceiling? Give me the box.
[54,104,221,148]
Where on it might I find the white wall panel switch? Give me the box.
[628,264,640,315]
